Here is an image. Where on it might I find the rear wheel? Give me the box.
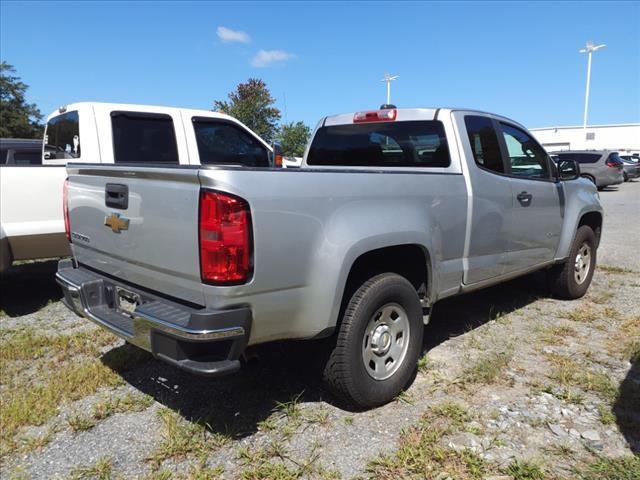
[547,225,596,299]
[323,273,423,408]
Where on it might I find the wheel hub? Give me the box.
[370,325,392,356]
[362,303,411,381]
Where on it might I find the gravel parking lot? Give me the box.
[1,181,638,479]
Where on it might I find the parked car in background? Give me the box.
[0,138,42,165]
[621,158,640,181]
[552,150,624,190]
[58,106,603,408]
[0,102,274,272]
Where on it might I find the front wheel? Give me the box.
[323,273,424,408]
[547,225,596,299]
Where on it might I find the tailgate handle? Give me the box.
[105,183,129,209]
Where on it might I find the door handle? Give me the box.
[516,191,533,206]
[105,183,129,209]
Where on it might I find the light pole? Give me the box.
[579,41,606,130]
[381,73,399,106]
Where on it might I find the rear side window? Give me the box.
[111,112,179,164]
[464,116,504,173]
[44,111,80,160]
[192,119,269,167]
[307,120,450,167]
[557,153,601,164]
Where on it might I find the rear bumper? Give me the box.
[56,259,251,377]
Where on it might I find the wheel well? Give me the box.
[338,245,429,321]
[578,211,602,247]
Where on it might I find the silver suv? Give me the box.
[553,150,624,190]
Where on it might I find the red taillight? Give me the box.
[199,190,252,285]
[606,159,622,169]
[63,178,71,242]
[353,109,397,123]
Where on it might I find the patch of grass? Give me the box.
[588,291,615,304]
[575,455,640,480]
[562,305,599,322]
[237,443,331,480]
[598,264,635,274]
[430,401,470,430]
[149,409,228,467]
[537,324,577,346]
[602,306,619,319]
[68,414,98,432]
[343,415,354,425]
[395,390,414,405]
[597,404,615,425]
[365,405,489,479]
[608,314,640,361]
[504,459,545,480]
[546,353,580,386]
[69,456,113,480]
[462,348,514,384]
[67,390,151,433]
[1,362,124,445]
[91,392,153,420]
[576,370,619,403]
[0,327,115,364]
[417,354,431,373]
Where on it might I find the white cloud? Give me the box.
[250,49,295,68]
[216,26,250,44]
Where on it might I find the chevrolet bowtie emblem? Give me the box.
[104,213,130,233]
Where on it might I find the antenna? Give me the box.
[380,73,399,106]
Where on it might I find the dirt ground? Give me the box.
[1,181,638,479]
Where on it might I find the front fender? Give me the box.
[555,179,603,260]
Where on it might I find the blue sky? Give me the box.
[1,1,639,129]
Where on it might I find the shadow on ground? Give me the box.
[614,355,640,454]
[0,259,63,316]
[103,271,548,439]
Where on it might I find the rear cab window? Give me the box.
[111,112,179,164]
[44,111,80,160]
[307,120,450,168]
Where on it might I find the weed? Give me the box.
[597,404,615,425]
[462,348,513,384]
[504,459,545,480]
[562,305,599,322]
[575,455,640,480]
[69,456,113,480]
[68,414,98,432]
[148,409,228,466]
[343,416,354,425]
[598,265,635,274]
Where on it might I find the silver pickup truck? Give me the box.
[57,107,603,408]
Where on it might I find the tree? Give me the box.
[0,61,43,138]
[279,121,311,157]
[213,78,281,142]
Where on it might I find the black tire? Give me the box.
[322,273,423,408]
[547,226,597,299]
[623,172,628,182]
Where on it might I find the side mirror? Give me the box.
[558,159,580,181]
[271,141,283,168]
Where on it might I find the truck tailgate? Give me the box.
[67,165,205,306]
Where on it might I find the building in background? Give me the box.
[531,124,640,155]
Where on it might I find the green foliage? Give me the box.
[278,121,310,157]
[213,78,281,142]
[0,61,43,138]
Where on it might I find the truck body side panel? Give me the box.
[196,168,467,344]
